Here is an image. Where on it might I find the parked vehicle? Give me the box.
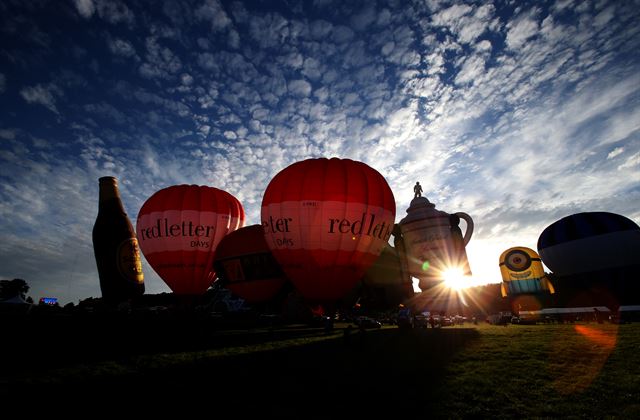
[354,316,382,329]
[413,315,429,329]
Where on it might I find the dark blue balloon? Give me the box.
[537,212,640,276]
[537,212,638,249]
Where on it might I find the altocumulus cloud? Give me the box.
[0,0,638,303]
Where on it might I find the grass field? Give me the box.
[2,320,639,417]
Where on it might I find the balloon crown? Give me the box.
[400,196,448,225]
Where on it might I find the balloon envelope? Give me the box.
[362,244,415,307]
[363,244,405,288]
[537,212,640,276]
[136,185,244,295]
[261,157,396,302]
[499,246,554,297]
[213,224,287,303]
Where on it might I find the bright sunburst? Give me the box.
[442,267,468,290]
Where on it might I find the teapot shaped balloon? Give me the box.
[398,193,473,291]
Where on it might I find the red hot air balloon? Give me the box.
[261,157,396,302]
[213,224,288,303]
[136,185,244,295]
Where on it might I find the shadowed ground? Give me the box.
[3,318,639,418]
[2,317,478,416]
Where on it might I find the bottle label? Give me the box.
[117,238,144,284]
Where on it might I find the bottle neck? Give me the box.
[98,178,126,214]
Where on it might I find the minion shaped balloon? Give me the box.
[499,247,555,297]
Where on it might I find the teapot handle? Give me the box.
[454,212,474,245]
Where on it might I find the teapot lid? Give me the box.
[399,196,449,225]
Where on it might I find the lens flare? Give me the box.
[421,261,430,271]
[442,267,467,290]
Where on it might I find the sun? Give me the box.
[442,267,469,291]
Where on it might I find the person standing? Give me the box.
[413,182,423,198]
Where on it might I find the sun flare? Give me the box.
[442,267,468,291]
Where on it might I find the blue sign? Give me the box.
[40,297,58,305]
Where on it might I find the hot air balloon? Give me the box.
[499,247,555,297]
[136,185,244,295]
[361,244,415,309]
[537,212,640,276]
[397,195,474,291]
[261,157,396,302]
[213,224,288,303]
[537,212,640,306]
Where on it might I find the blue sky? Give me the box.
[1,0,639,304]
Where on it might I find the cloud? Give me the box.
[432,4,473,26]
[331,25,355,43]
[505,11,540,50]
[228,29,240,49]
[139,36,182,79]
[431,3,498,45]
[607,147,624,159]
[618,152,639,171]
[453,71,640,230]
[0,236,99,303]
[73,0,95,18]
[0,132,107,301]
[593,5,615,29]
[454,55,485,85]
[84,102,128,125]
[19,84,62,114]
[249,13,292,49]
[195,0,232,32]
[0,128,17,140]
[98,0,135,25]
[107,37,137,57]
[288,79,312,97]
[74,0,134,25]
[2,0,639,303]
[350,5,377,31]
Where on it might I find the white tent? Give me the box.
[0,295,33,314]
[1,295,28,304]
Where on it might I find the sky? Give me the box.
[1,0,639,305]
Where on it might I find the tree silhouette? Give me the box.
[0,278,30,300]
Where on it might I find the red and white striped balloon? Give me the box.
[136,185,244,295]
[261,157,396,302]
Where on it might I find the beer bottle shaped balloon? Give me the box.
[92,176,144,302]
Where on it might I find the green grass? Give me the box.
[3,322,639,417]
[435,323,640,418]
